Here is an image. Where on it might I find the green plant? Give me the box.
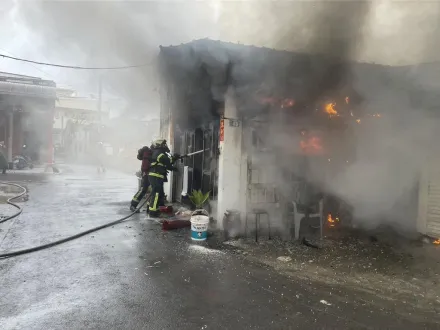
[189,190,210,209]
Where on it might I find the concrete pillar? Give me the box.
[163,83,174,202]
[217,91,247,222]
[163,112,173,202]
[7,111,13,162]
[13,113,23,157]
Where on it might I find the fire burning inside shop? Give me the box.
[327,214,340,228]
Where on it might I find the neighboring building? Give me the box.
[53,88,110,161]
[158,39,436,237]
[102,115,160,172]
[0,72,56,164]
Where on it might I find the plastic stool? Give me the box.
[245,209,271,242]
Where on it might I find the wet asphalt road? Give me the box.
[0,166,438,330]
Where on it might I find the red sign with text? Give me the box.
[219,119,224,142]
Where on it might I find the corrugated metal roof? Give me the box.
[159,39,440,119]
[159,38,405,120]
[0,75,56,99]
[0,71,42,80]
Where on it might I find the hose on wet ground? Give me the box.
[0,182,150,259]
[0,182,27,224]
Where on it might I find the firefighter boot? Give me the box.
[130,204,141,213]
[148,207,160,218]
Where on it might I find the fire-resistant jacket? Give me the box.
[137,146,152,174]
[148,148,175,181]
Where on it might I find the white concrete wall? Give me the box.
[217,92,247,222]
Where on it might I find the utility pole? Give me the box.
[98,75,103,123]
[7,109,13,163]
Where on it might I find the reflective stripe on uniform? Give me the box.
[151,153,166,167]
[148,172,164,179]
[150,153,167,169]
[132,188,143,202]
[150,192,160,211]
[157,153,165,162]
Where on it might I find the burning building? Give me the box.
[0,72,57,165]
[158,39,436,238]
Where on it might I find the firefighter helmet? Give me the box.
[152,139,167,148]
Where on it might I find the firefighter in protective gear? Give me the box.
[148,139,178,217]
[130,145,152,212]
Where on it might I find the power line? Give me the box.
[0,53,149,70]
[0,47,72,87]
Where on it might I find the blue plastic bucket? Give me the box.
[190,210,209,241]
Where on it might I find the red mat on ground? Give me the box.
[159,206,173,214]
[162,219,191,230]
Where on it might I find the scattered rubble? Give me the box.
[188,244,224,255]
[277,256,292,262]
[223,228,440,311]
[320,300,332,306]
[175,207,193,217]
[302,237,321,249]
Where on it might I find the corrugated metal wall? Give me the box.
[424,166,440,237]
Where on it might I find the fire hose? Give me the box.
[0,182,149,259]
[0,149,209,259]
[0,182,27,224]
[173,149,209,162]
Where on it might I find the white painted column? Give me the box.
[164,143,174,202]
[217,91,247,222]
[163,98,174,202]
[7,111,13,162]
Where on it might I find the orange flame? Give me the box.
[356,119,361,124]
[327,214,339,227]
[325,103,338,116]
[434,239,440,245]
[281,98,295,108]
[300,136,323,154]
[345,96,349,104]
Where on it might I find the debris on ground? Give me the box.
[188,244,224,255]
[277,256,292,262]
[222,227,440,311]
[175,207,193,217]
[320,300,332,306]
[302,237,321,249]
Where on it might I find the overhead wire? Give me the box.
[0,47,75,88]
[0,53,149,70]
